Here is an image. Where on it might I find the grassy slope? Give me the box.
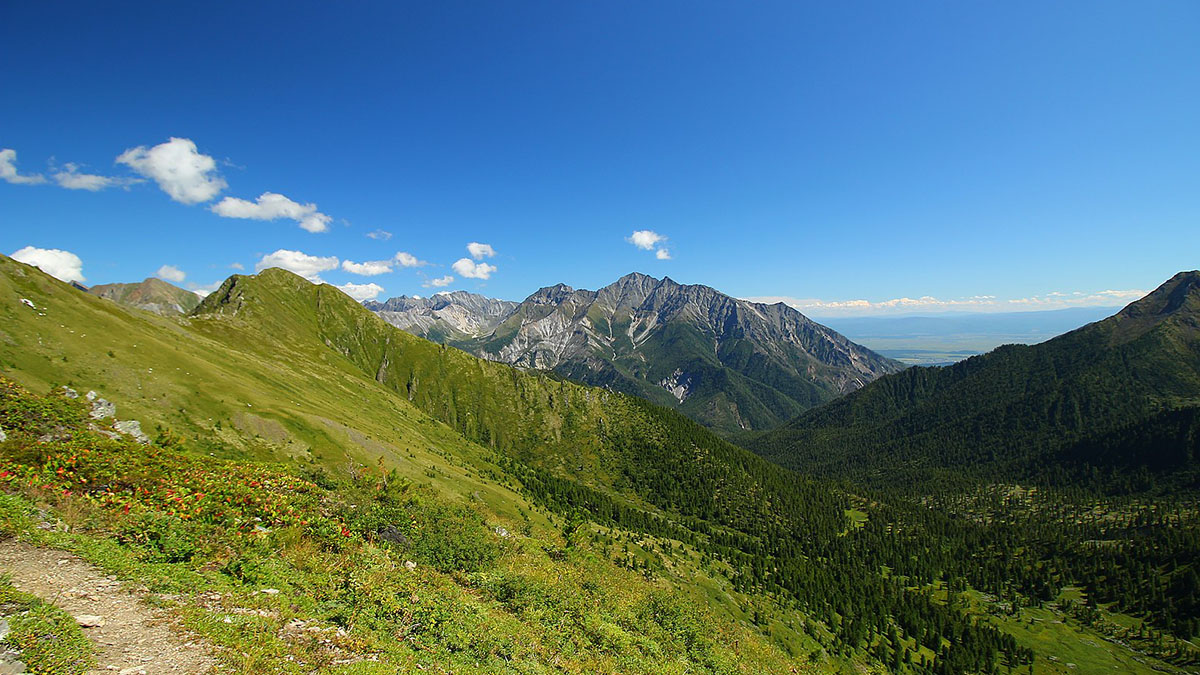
[0,257,819,673]
[5,257,1180,673]
[0,256,532,523]
[0,378,807,674]
[194,269,847,552]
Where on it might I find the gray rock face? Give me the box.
[365,291,519,340]
[367,272,904,431]
[89,397,116,420]
[113,420,149,444]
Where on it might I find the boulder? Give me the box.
[89,398,116,420]
[74,614,105,628]
[113,420,149,443]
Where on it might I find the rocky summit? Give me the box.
[88,277,201,317]
[368,272,902,433]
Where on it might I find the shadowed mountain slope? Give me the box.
[751,271,1200,492]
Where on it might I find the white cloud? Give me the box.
[156,264,186,283]
[188,281,223,298]
[53,163,141,191]
[211,192,331,233]
[452,258,496,280]
[336,282,385,302]
[366,229,392,240]
[342,259,393,276]
[255,249,339,282]
[0,149,47,185]
[423,275,454,288]
[655,248,671,260]
[467,242,495,260]
[627,230,665,250]
[745,288,1149,317]
[229,262,245,270]
[394,251,428,267]
[116,137,226,204]
[10,246,84,283]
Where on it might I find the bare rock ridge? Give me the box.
[367,272,903,433]
[88,278,201,317]
[363,291,519,340]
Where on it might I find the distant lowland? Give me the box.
[821,306,1122,365]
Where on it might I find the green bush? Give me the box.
[115,511,200,563]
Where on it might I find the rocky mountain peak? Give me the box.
[88,276,202,317]
[366,271,902,432]
[526,283,579,306]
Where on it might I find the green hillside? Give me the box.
[752,271,1200,492]
[4,255,1195,673]
[746,271,1200,665]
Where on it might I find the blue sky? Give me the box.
[1,2,1197,316]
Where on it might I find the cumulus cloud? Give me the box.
[156,264,186,283]
[336,282,385,302]
[211,192,332,233]
[366,229,392,241]
[467,242,495,260]
[423,275,454,288]
[187,281,223,298]
[342,259,393,276]
[229,262,245,270]
[628,230,671,260]
[394,251,428,267]
[10,246,85,283]
[452,258,496,280]
[53,163,141,191]
[627,230,664,250]
[255,249,339,282]
[0,149,47,185]
[116,137,226,204]
[745,288,1150,317]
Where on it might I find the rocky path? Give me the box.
[0,540,215,674]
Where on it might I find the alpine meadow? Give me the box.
[2,3,1199,674]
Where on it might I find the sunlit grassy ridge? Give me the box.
[0,375,805,673]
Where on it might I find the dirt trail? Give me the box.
[0,539,215,674]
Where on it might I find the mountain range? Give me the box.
[366,272,903,433]
[3,253,1198,673]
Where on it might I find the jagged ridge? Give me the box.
[368,272,902,433]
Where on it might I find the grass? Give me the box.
[0,374,810,674]
[961,588,1185,674]
[0,569,94,675]
[3,255,1176,674]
